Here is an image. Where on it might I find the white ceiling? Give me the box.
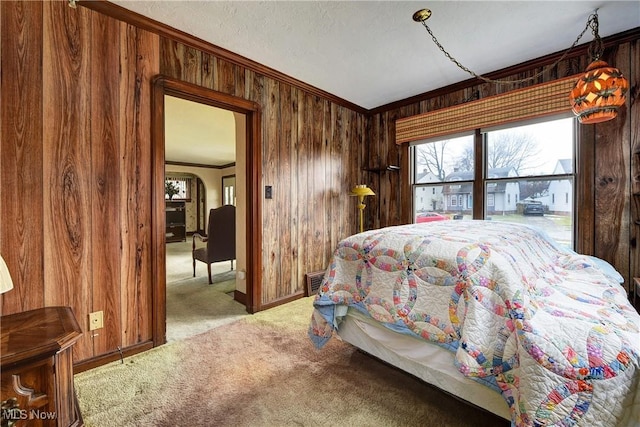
[119,0,639,165]
[165,96,236,166]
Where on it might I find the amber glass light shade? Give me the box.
[570,60,629,124]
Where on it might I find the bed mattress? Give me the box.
[337,309,510,420]
[336,308,510,420]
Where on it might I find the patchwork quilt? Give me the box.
[308,221,640,426]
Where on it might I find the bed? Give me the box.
[308,220,640,426]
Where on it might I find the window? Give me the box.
[165,176,191,201]
[412,116,576,248]
[412,134,474,219]
[222,175,236,206]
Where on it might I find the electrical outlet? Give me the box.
[89,311,104,331]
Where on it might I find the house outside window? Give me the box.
[411,116,576,248]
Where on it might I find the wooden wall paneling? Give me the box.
[615,42,632,290]
[368,114,382,231]
[327,103,339,258]
[278,83,293,296]
[289,87,301,293]
[361,115,372,232]
[262,78,279,302]
[593,44,632,288]
[201,52,215,90]
[118,25,158,347]
[182,45,202,86]
[628,38,638,289]
[245,68,264,109]
[90,9,122,356]
[235,64,247,100]
[216,57,238,96]
[297,91,312,280]
[385,110,401,226]
[337,106,351,246]
[321,99,332,269]
[354,113,366,231]
[341,111,352,240]
[42,1,93,361]
[311,96,326,270]
[345,110,356,240]
[576,125,596,256]
[307,96,324,270]
[377,113,388,228]
[0,1,44,315]
[159,38,184,80]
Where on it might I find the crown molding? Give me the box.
[79,1,368,114]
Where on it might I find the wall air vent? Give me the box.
[305,271,325,297]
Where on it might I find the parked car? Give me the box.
[415,212,449,223]
[523,202,544,216]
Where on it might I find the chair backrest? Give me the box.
[206,205,236,263]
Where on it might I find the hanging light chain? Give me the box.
[416,9,600,86]
[587,12,604,61]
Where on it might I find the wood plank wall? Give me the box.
[158,39,365,303]
[1,1,159,362]
[367,38,640,293]
[0,0,637,366]
[0,1,365,363]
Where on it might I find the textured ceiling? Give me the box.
[120,0,639,165]
[113,0,639,109]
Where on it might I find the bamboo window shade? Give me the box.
[395,75,581,144]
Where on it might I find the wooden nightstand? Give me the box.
[1,306,83,427]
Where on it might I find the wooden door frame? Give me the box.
[151,75,262,346]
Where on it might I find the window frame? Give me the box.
[410,114,578,247]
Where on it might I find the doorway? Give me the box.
[151,76,262,346]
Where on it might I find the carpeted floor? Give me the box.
[166,240,248,342]
[75,297,510,427]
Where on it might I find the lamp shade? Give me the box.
[349,185,375,197]
[0,255,14,294]
[570,60,629,124]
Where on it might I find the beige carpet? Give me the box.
[75,297,509,427]
[166,240,248,342]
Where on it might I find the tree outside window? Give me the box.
[411,116,575,248]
